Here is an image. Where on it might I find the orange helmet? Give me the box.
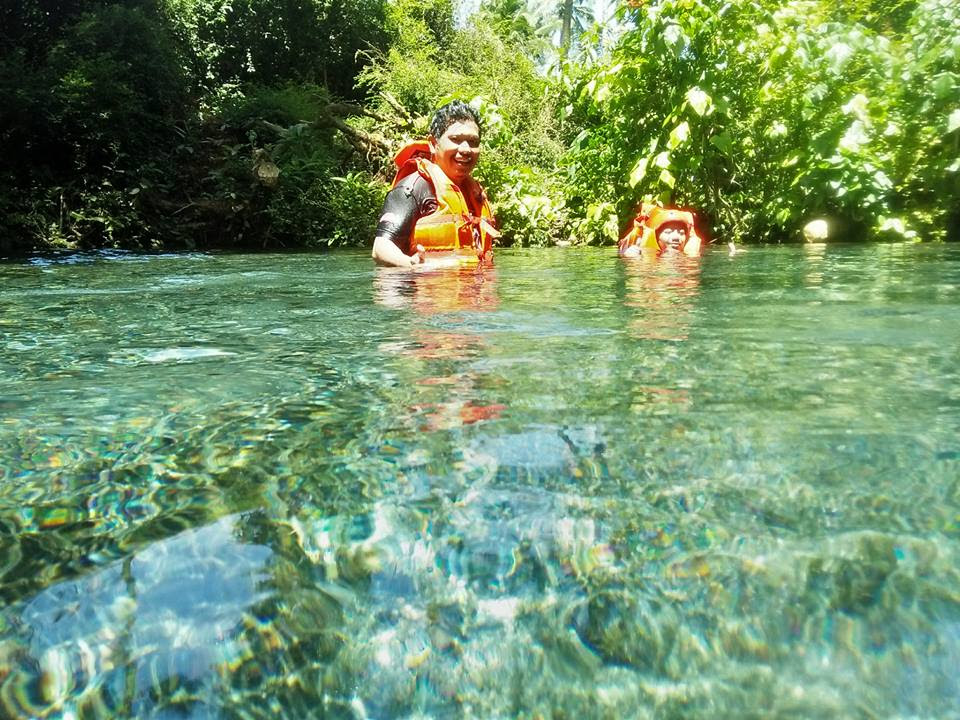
[646,206,695,235]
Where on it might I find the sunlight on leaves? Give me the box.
[841,94,870,124]
[663,24,682,49]
[686,87,711,116]
[824,42,854,73]
[838,121,869,153]
[710,132,733,154]
[629,156,649,187]
[667,121,690,150]
[948,109,960,134]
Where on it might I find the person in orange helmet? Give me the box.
[619,203,703,258]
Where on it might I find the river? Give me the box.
[1,244,959,718]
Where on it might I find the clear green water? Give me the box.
[1,244,959,718]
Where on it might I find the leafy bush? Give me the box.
[47,5,189,169]
[318,173,390,247]
[218,85,333,133]
[474,156,570,247]
[0,4,190,249]
[565,0,960,243]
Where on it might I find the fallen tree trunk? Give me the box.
[258,94,426,163]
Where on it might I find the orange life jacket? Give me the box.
[392,141,498,264]
[620,203,703,257]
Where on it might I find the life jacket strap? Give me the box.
[415,213,461,227]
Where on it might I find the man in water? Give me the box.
[619,203,702,258]
[372,101,498,268]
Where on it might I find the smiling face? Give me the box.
[431,120,481,186]
[657,222,688,252]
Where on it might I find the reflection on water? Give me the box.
[375,265,506,435]
[1,246,960,717]
[373,264,499,315]
[622,252,701,342]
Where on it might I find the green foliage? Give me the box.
[317,173,390,247]
[357,0,460,116]
[246,95,386,247]
[161,0,389,100]
[171,85,364,248]
[0,3,189,249]
[565,0,960,244]
[47,5,189,168]
[0,0,102,63]
[477,0,540,43]
[1,0,388,251]
[218,84,332,132]
[475,158,569,247]
[4,0,954,252]
[830,0,918,32]
[385,0,456,50]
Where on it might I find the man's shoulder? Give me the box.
[395,171,430,191]
[394,171,437,207]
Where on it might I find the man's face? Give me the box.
[431,120,480,186]
[657,223,687,251]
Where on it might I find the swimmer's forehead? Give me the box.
[657,220,688,231]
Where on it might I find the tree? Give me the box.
[563,0,960,244]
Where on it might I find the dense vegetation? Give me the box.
[1,0,957,253]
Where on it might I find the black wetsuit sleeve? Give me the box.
[374,174,439,251]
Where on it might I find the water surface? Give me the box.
[1,244,959,718]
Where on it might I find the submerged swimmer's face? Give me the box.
[657,223,688,251]
[432,120,480,186]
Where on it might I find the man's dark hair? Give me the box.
[430,100,482,141]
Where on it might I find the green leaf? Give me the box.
[825,42,853,73]
[667,121,690,150]
[841,93,869,123]
[686,87,711,116]
[663,24,682,49]
[932,73,957,100]
[949,109,960,134]
[710,132,733,154]
[838,121,869,154]
[629,157,649,188]
[602,214,620,241]
[659,169,675,188]
[878,217,909,236]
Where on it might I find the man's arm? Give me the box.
[372,175,437,267]
[372,236,424,267]
[619,225,641,257]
